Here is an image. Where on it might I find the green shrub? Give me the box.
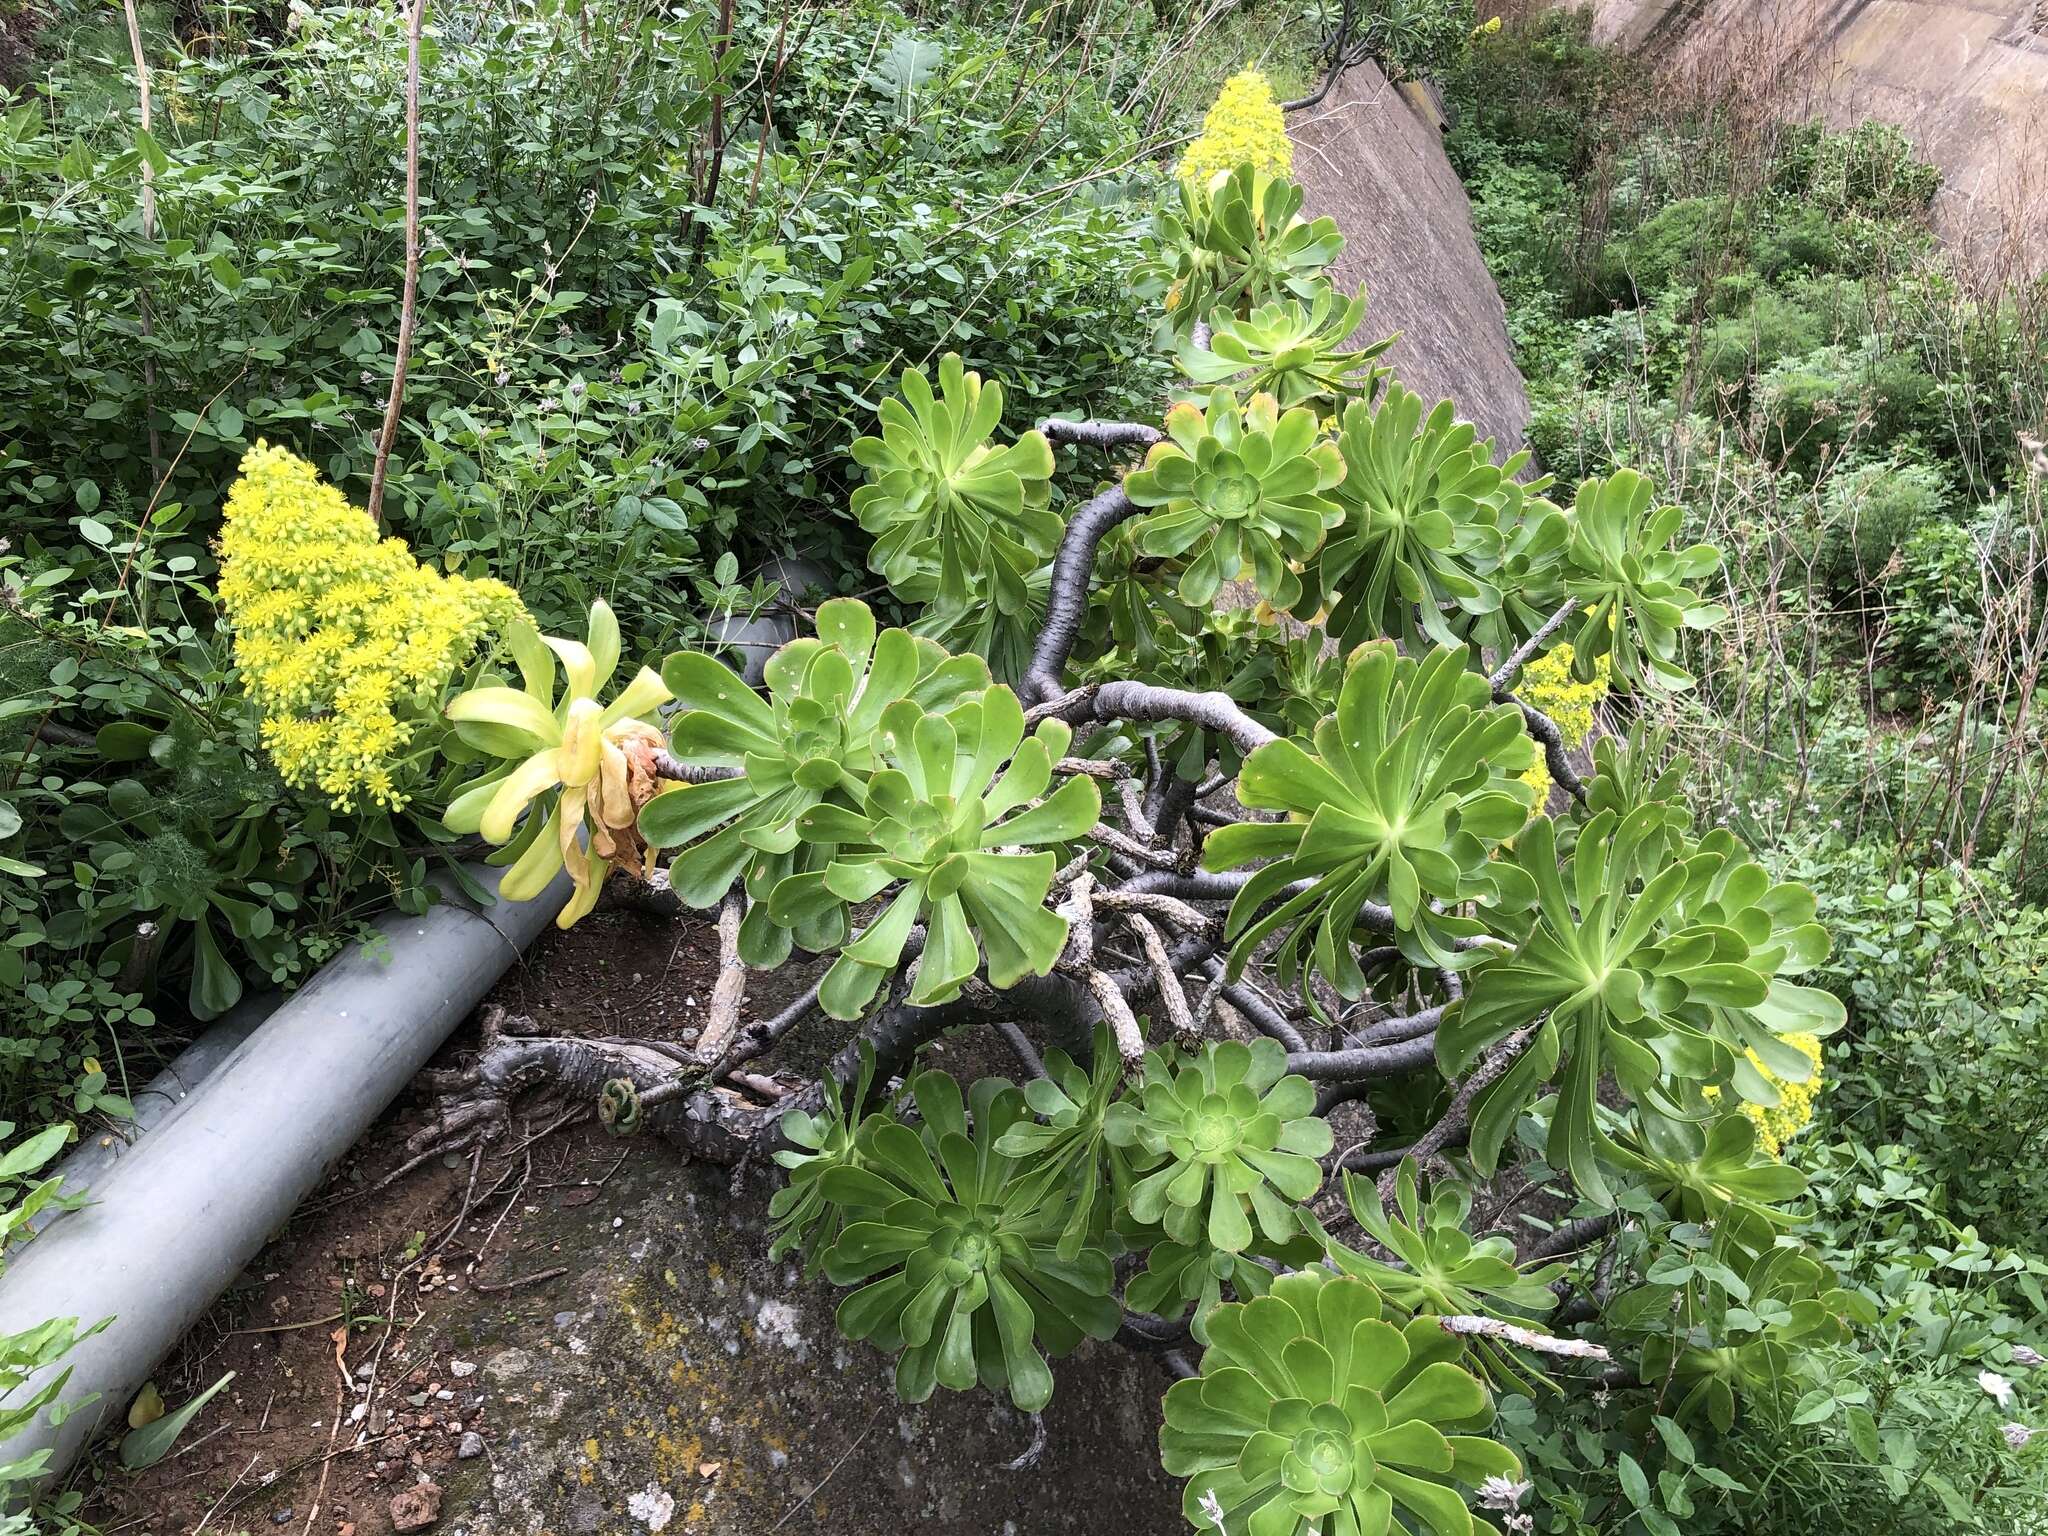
[1750,340,1942,474]
[1771,119,1943,222]
[0,1124,101,1536]
[1447,8,1629,181]
[1591,195,1747,306]
[0,0,1168,1064]
[1767,833,2048,1241]
[1817,455,1950,588]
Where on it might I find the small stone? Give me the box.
[270,1511,294,1527]
[390,1481,443,1532]
[458,1432,485,1460]
[436,1390,455,1401]
[482,1348,532,1382]
[448,1360,477,1379]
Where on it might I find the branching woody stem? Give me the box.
[1512,694,1590,803]
[1021,484,1142,704]
[1435,1315,1610,1361]
[1037,419,1166,452]
[1489,601,1578,698]
[694,892,748,1064]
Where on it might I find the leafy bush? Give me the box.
[1358,0,1481,84]
[1769,834,2048,1241]
[1591,196,1746,306]
[0,0,1173,1147]
[1770,120,1943,222]
[1882,519,1982,688]
[0,1125,99,1536]
[1816,455,1949,589]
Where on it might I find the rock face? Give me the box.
[430,1149,1186,1533]
[1583,0,2048,275]
[1288,63,1534,454]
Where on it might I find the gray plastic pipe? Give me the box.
[25,993,282,1236]
[0,863,569,1482]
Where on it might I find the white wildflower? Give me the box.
[1979,1370,2015,1407]
[2001,1422,2033,1450]
[1197,1489,1226,1533]
[1478,1475,1532,1511]
[2013,1345,2044,1368]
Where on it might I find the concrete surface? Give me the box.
[1583,0,2048,275]
[1289,63,1535,453]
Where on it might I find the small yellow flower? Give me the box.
[1178,70,1292,188]
[217,444,524,811]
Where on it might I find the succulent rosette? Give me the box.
[1105,1038,1333,1253]
[1124,389,1346,609]
[1160,1267,1522,1536]
[443,598,671,928]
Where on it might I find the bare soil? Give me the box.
[77,906,1186,1536]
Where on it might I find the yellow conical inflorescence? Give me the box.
[217,443,524,810]
[1178,69,1293,187]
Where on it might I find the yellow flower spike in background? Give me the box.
[217,443,524,812]
[1706,1033,1826,1157]
[444,598,672,928]
[1517,641,1607,807]
[1177,69,1292,188]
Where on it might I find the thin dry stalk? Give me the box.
[367,0,427,526]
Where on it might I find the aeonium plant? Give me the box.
[776,686,1096,1019]
[641,598,990,965]
[1295,383,1539,654]
[850,353,1059,614]
[1124,388,1346,609]
[1160,1268,1523,1536]
[1205,642,1537,996]
[1142,166,1345,339]
[443,598,671,928]
[1439,808,1844,1202]
[1558,467,1728,692]
[1319,1159,1563,1394]
[1179,285,1393,412]
[818,1071,1120,1412]
[1105,1038,1332,1254]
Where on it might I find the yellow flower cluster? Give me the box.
[1709,1033,1826,1157]
[1518,641,1607,805]
[217,444,524,811]
[1177,69,1293,187]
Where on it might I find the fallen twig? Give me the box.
[472,1265,568,1295]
